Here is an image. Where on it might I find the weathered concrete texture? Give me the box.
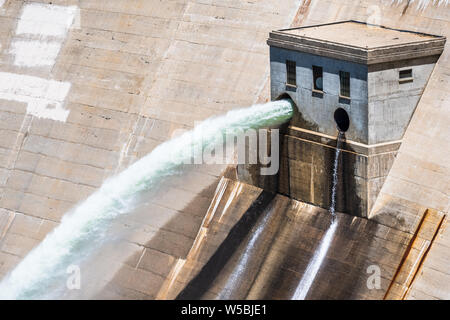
[261,20,443,219]
[297,0,450,301]
[284,20,441,48]
[274,128,398,217]
[0,0,448,300]
[268,21,444,145]
[367,57,437,144]
[60,167,226,299]
[0,0,302,297]
[158,178,415,299]
[270,45,369,144]
[384,209,445,300]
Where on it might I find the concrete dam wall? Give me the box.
[0,0,448,299]
[0,0,301,298]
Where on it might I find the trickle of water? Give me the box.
[292,130,343,300]
[329,131,344,219]
[0,100,294,300]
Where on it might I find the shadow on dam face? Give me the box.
[176,190,276,300]
[170,179,410,300]
[80,174,412,300]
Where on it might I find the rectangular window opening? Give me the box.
[286,60,296,87]
[339,71,350,98]
[399,69,413,83]
[312,65,323,92]
[399,69,412,79]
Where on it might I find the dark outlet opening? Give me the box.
[334,108,349,132]
[275,93,296,110]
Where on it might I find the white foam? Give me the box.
[16,3,77,37]
[11,40,62,67]
[0,72,71,121]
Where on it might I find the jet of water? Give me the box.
[0,100,293,300]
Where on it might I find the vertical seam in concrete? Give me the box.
[0,211,16,242]
[134,247,146,269]
[402,0,412,15]
[384,209,428,299]
[310,162,314,203]
[403,214,447,299]
[384,209,446,299]
[0,114,33,205]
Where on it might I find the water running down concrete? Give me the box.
[0,100,293,300]
[177,190,276,300]
[292,220,338,300]
[217,203,276,299]
[292,131,343,300]
[330,131,344,220]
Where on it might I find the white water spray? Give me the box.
[0,100,293,300]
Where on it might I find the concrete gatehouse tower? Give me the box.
[266,21,445,217]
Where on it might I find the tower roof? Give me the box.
[268,20,445,65]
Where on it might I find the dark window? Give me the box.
[286,60,296,86]
[399,69,413,80]
[313,66,323,91]
[339,71,350,98]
